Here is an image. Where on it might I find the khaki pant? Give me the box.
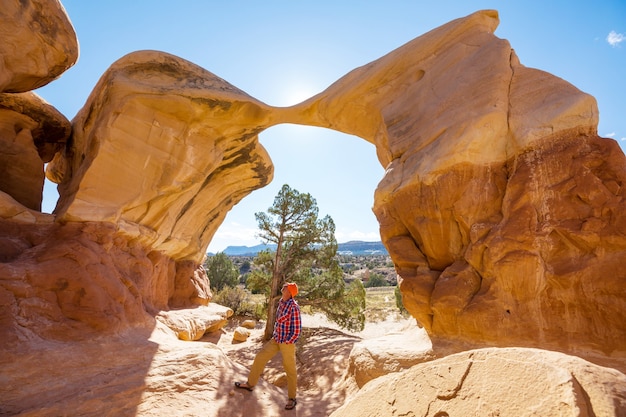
[247,339,297,398]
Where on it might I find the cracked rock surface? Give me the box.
[331,348,626,417]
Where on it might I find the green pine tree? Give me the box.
[247,184,365,340]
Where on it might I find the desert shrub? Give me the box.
[239,260,251,274]
[394,285,408,314]
[239,272,250,286]
[213,286,261,318]
[205,252,239,291]
[364,273,389,288]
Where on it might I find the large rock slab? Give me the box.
[347,324,434,387]
[0,0,78,93]
[156,304,233,341]
[0,324,290,416]
[0,218,216,345]
[0,220,154,343]
[47,50,275,262]
[332,348,626,417]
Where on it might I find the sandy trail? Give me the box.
[206,313,421,416]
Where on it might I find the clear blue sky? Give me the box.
[36,1,625,253]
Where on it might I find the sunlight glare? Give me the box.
[275,83,320,107]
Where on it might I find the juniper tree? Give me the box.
[204,252,238,292]
[246,184,365,340]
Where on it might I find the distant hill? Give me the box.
[336,241,388,256]
[215,240,388,256]
[220,243,276,256]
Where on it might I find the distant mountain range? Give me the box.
[215,240,388,256]
[335,241,388,256]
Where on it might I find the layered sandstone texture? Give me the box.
[47,50,275,262]
[0,0,75,213]
[288,9,626,356]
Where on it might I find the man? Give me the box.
[235,282,302,411]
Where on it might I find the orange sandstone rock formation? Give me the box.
[1,3,268,344]
[1,3,626,416]
[0,0,78,93]
[47,50,275,262]
[287,9,626,357]
[0,91,70,211]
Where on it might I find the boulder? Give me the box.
[232,326,250,342]
[0,0,78,93]
[0,91,71,211]
[156,304,233,341]
[347,325,434,387]
[332,348,626,417]
[241,319,257,329]
[47,50,275,262]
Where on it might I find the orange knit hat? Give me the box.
[283,282,298,297]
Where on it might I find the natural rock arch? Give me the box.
[2,4,626,415]
[33,9,625,357]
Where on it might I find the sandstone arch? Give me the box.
[1,6,624,357]
[1,4,626,415]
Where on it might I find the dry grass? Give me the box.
[364,286,406,322]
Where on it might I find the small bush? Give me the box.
[213,286,262,319]
[394,285,408,314]
[205,252,239,292]
[364,273,389,288]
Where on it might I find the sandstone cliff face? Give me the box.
[287,10,626,357]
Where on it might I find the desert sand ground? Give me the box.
[203,312,420,416]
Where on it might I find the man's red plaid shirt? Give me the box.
[273,298,301,344]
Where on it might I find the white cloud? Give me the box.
[621,137,626,142]
[606,132,616,138]
[607,30,625,47]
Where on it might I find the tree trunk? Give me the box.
[264,277,281,340]
[263,207,289,341]
[264,233,284,340]
[263,294,280,341]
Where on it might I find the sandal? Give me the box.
[285,398,297,410]
[234,382,253,392]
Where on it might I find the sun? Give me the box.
[276,82,320,107]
